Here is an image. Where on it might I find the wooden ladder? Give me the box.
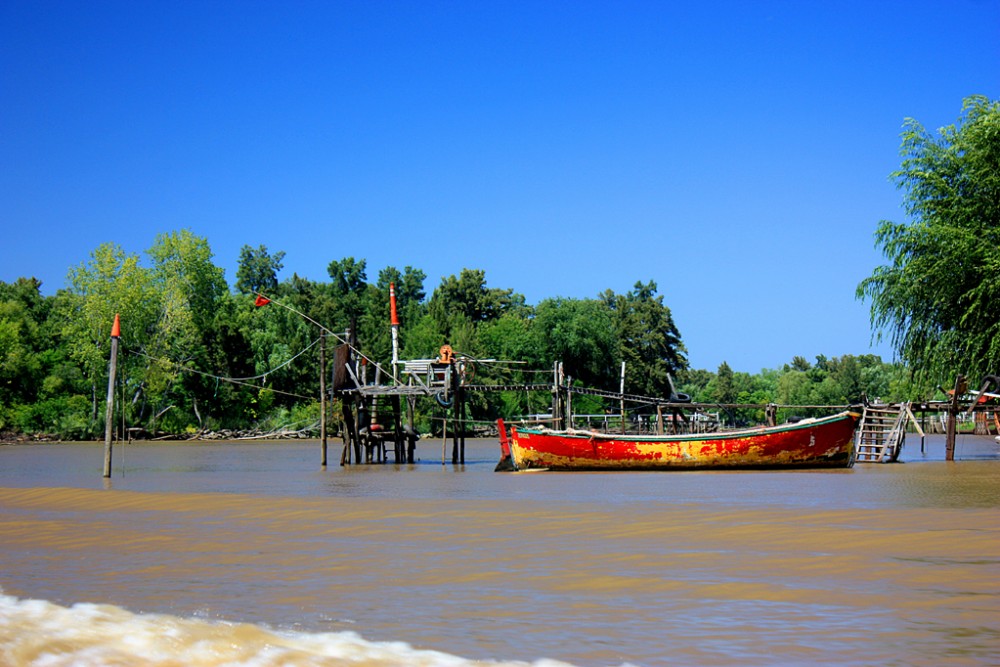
[855,404,908,463]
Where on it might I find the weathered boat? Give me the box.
[497,411,860,471]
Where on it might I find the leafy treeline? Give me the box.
[6,97,995,439]
[1,229,906,439]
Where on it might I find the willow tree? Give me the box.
[858,95,1000,384]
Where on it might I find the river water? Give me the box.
[1,434,998,666]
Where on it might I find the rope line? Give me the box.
[125,348,316,401]
[253,292,402,387]
[227,338,320,381]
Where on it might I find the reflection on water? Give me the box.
[0,435,998,666]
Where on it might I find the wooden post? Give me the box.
[441,416,448,466]
[391,395,403,462]
[460,387,466,464]
[407,395,417,463]
[103,314,121,478]
[945,374,965,462]
[920,408,926,454]
[357,399,366,464]
[453,388,463,465]
[566,374,573,430]
[320,332,327,467]
[656,404,664,435]
[551,361,560,427]
[340,401,352,465]
[620,361,626,435]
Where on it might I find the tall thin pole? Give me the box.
[552,361,560,426]
[103,314,121,478]
[946,374,965,462]
[320,331,327,467]
[620,360,626,435]
[390,282,400,380]
[565,372,573,430]
[389,283,404,462]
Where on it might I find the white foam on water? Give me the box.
[0,594,582,667]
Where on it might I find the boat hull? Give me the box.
[508,412,860,470]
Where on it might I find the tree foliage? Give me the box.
[600,281,687,397]
[858,95,1000,383]
[2,228,917,438]
[235,244,285,295]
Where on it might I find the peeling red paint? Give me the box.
[508,412,859,470]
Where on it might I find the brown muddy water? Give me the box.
[1,434,998,666]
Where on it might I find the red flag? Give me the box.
[254,295,271,307]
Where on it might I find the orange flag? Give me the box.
[254,295,271,307]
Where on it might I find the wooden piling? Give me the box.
[320,332,327,467]
[619,361,626,435]
[103,314,120,478]
[407,396,416,463]
[551,362,561,429]
[341,399,358,466]
[453,388,464,464]
[441,417,448,465]
[945,374,965,461]
[566,373,573,430]
[391,395,403,462]
[451,387,464,464]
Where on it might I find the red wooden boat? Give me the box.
[497,411,860,471]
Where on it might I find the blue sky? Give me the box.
[2,1,997,372]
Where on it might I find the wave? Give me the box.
[0,594,578,667]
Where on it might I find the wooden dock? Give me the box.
[332,345,997,467]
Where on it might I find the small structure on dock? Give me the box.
[332,341,472,465]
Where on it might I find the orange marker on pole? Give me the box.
[389,283,399,326]
[111,313,121,338]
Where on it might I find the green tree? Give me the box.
[600,281,687,397]
[532,297,615,388]
[60,243,162,427]
[146,230,231,430]
[788,356,811,372]
[327,257,368,330]
[858,95,1000,383]
[712,361,736,404]
[149,230,227,330]
[235,244,285,295]
[0,280,44,428]
[428,269,525,340]
[676,368,715,403]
